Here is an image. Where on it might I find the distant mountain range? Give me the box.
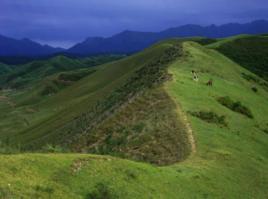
[67,20,268,55]
[1,20,268,58]
[0,35,63,57]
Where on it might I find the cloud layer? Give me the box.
[1,0,268,47]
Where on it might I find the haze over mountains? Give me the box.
[1,20,268,58]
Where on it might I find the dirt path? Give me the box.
[175,103,196,154]
[181,111,196,153]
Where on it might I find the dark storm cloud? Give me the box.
[1,0,268,47]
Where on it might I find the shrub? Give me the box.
[58,69,96,82]
[251,87,258,93]
[0,140,21,154]
[87,183,117,199]
[217,96,253,118]
[125,169,138,180]
[40,84,58,96]
[189,111,227,126]
[35,185,54,194]
[42,144,67,153]
[241,73,259,83]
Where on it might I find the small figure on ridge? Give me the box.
[191,70,199,82]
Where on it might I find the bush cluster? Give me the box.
[217,96,253,118]
[189,111,227,126]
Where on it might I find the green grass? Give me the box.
[0,39,268,198]
[208,35,268,80]
[1,153,232,199]
[166,41,268,198]
[0,55,124,89]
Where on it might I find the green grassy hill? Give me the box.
[0,41,191,165]
[0,55,123,89]
[208,34,268,80]
[0,39,268,198]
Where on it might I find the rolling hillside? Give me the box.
[0,39,268,198]
[0,41,191,165]
[208,34,268,80]
[0,55,124,89]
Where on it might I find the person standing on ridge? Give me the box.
[191,70,199,82]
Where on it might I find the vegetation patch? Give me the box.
[241,72,268,91]
[262,129,268,135]
[40,69,97,96]
[35,185,54,196]
[71,88,191,165]
[189,111,227,127]
[217,96,253,118]
[195,38,217,45]
[251,87,258,93]
[40,83,59,96]
[87,183,117,199]
[0,140,21,154]
[52,44,190,165]
[58,69,96,82]
[41,144,68,153]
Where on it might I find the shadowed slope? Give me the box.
[208,35,268,80]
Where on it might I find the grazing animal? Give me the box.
[191,70,199,82]
[206,79,213,86]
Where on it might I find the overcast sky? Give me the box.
[1,0,268,48]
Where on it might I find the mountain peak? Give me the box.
[0,34,63,57]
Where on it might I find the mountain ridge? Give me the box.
[1,20,268,59]
[0,34,64,57]
[68,19,268,55]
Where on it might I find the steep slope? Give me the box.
[0,41,191,165]
[1,40,268,198]
[208,35,268,80]
[68,20,268,55]
[0,34,63,57]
